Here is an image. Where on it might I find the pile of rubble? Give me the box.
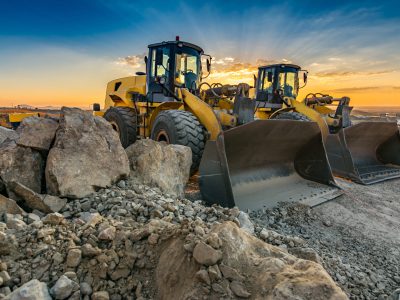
[0,108,348,299]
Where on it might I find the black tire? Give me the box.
[104,107,137,148]
[151,110,206,174]
[274,111,311,121]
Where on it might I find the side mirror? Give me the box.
[253,74,257,88]
[144,56,148,66]
[155,48,163,66]
[267,71,273,82]
[303,72,308,84]
[206,58,211,73]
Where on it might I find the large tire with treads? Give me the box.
[274,111,311,121]
[104,106,137,148]
[151,110,206,174]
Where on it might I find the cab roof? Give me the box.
[148,40,204,54]
[259,63,301,70]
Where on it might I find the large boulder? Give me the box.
[4,279,51,300]
[126,139,191,198]
[156,222,348,299]
[16,117,58,151]
[0,141,43,200]
[45,107,129,198]
[10,182,66,213]
[0,126,18,145]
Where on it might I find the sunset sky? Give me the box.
[0,0,399,108]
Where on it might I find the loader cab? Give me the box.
[146,39,204,102]
[256,64,303,108]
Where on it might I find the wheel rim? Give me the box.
[155,130,170,143]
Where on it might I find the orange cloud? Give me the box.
[314,70,396,78]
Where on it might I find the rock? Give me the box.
[81,243,101,257]
[125,139,191,198]
[0,231,18,256]
[206,233,221,249]
[219,264,244,281]
[237,211,254,235]
[211,283,225,294]
[0,271,11,285]
[156,221,347,299]
[117,180,126,189]
[0,126,18,144]
[0,195,25,214]
[192,241,222,266]
[98,226,116,241]
[208,265,222,282]
[83,213,102,227]
[289,247,322,264]
[80,282,92,295]
[6,218,26,230]
[50,275,76,299]
[4,279,51,300]
[11,182,67,213]
[230,280,251,298]
[27,213,41,223]
[0,141,43,200]
[195,269,211,285]
[69,291,81,300]
[42,213,64,225]
[16,117,58,151]
[66,249,82,268]
[45,107,129,198]
[91,291,109,300]
[110,267,130,281]
[52,252,64,265]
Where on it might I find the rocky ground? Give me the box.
[0,179,348,300]
[0,107,399,299]
[249,178,400,300]
[0,107,350,300]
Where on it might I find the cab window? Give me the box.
[150,47,170,80]
[262,68,275,94]
[278,70,298,98]
[175,47,200,90]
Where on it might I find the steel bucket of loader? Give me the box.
[326,121,400,184]
[199,120,342,211]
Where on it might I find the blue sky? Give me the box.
[0,0,399,106]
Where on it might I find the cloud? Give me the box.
[322,86,400,93]
[116,54,145,69]
[314,70,395,78]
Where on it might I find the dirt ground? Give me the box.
[317,178,400,246]
[250,178,400,299]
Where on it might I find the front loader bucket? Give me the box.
[199,120,342,211]
[326,121,400,184]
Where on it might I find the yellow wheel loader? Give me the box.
[250,63,400,184]
[98,38,341,210]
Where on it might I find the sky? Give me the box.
[0,0,399,108]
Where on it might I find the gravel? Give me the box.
[249,178,400,300]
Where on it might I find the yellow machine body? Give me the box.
[252,63,400,185]
[103,76,224,140]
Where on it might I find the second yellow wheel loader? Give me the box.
[97,38,341,210]
[249,63,400,184]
